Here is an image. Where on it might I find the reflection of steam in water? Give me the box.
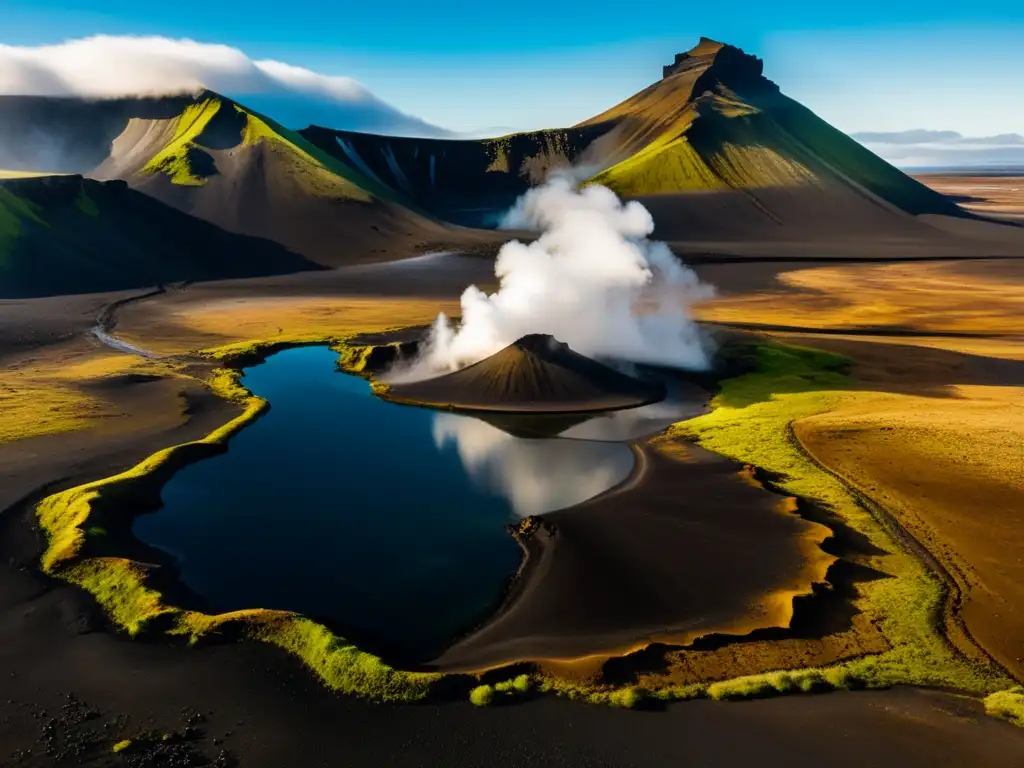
[432,413,635,517]
[558,379,708,442]
[557,399,696,442]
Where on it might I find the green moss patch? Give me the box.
[141,99,223,186]
[0,186,47,251]
[985,687,1024,726]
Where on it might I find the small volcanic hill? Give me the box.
[0,174,320,298]
[386,334,665,413]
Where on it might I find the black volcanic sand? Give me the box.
[4,539,1024,768]
[431,441,832,672]
[386,334,666,413]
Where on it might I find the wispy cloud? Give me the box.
[0,35,448,137]
[853,129,1024,168]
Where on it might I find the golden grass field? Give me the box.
[691,255,1024,686]
[694,259,1024,336]
[0,342,180,444]
[115,295,460,355]
[916,175,1024,218]
[797,384,1024,679]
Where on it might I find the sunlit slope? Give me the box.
[0,174,320,298]
[94,92,455,265]
[300,123,613,226]
[580,39,967,240]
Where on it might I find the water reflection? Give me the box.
[433,413,635,517]
[557,393,706,442]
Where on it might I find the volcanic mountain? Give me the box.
[1,35,1021,282]
[300,38,1006,244]
[0,92,484,266]
[0,173,320,298]
[385,335,666,413]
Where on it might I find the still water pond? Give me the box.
[133,346,642,660]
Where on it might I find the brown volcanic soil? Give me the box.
[386,334,666,413]
[431,440,834,672]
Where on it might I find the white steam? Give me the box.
[401,177,713,380]
[0,36,446,137]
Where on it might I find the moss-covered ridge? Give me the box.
[30,335,1023,718]
[140,98,223,186]
[136,92,394,205]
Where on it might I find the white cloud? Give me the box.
[0,35,448,137]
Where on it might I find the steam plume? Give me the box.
[402,177,713,379]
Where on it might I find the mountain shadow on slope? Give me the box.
[0,174,322,298]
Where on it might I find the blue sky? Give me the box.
[3,1,1023,136]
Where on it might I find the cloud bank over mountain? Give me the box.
[0,35,449,137]
[853,130,1024,168]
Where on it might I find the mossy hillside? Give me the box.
[590,134,725,196]
[140,98,223,186]
[74,188,100,217]
[299,122,610,221]
[0,186,47,251]
[132,92,397,204]
[237,107,377,203]
[592,98,818,197]
[585,68,957,218]
[659,341,1008,696]
[762,92,964,216]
